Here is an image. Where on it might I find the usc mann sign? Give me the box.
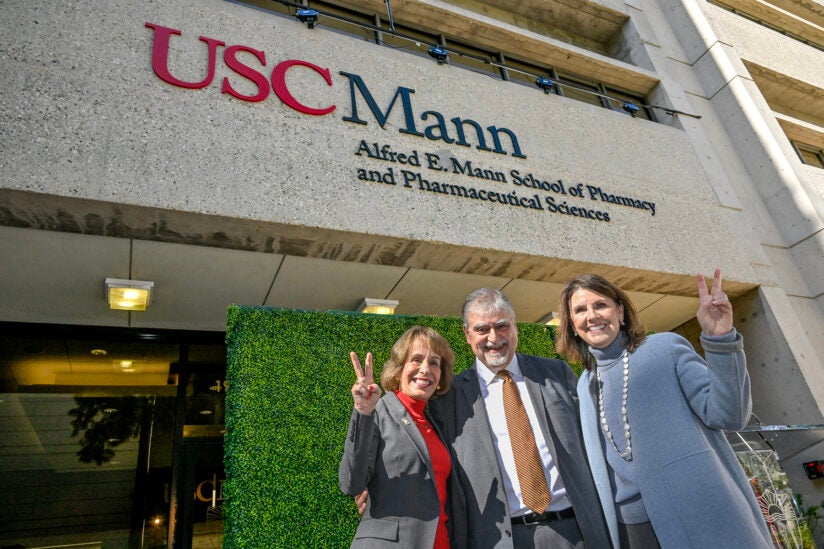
[145,22,527,159]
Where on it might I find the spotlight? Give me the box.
[296,8,319,29]
[428,45,448,64]
[622,102,640,117]
[535,77,557,94]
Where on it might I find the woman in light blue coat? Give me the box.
[556,269,773,549]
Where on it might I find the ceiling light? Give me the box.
[105,278,154,311]
[539,312,561,326]
[356,298,399,315]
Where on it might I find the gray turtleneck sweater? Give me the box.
[590,335,649,524]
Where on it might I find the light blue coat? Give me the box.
[578,332,773,549]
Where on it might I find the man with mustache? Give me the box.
[427,287,610,548]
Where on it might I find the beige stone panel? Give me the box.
[624,4,662,49]
[625,0,696,64]
[681,94,787,245]
[705,4,824,91]
[762,287,824,413]
[802,165,824,204]
[655,0,724,63]
[708,81,824,245]
[760,244,814,297]
[692,41,753,99]
[704,0,824,62]
[791,292,824,369]
[790,231,824,296]
[733,288,824,450]
[719,208,777,283]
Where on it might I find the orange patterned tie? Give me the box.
[498,370,551,514]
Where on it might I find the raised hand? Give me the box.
[697,268,733,336]
[350,351,381,415]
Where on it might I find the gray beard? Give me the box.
[484,350,509,367]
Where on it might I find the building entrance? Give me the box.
[0,322,226,549]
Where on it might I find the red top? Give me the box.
[396,391,452,549]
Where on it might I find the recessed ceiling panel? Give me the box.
[265,256,408,312]
[0,227,132,326]
[637,294,700,333]
[388,269,508,317]
[130,240,283,331]
[502,279,567,323]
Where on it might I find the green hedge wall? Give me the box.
[224,306,567,548]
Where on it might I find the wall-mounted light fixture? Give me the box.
[538,312,561,326]
[622,102,640,117]
[296,8,319,29]
[105,278,154,311]
[535,77,557,94]
[356,298,399,315]
[428,45,448,64]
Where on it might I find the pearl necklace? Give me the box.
[595,350,632,460]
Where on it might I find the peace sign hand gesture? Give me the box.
[697,268,733,336]
[350,351,382,415]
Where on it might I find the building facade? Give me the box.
[1,0,823,546]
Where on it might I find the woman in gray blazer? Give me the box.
[339,326,465,549]
[556,269,773,549]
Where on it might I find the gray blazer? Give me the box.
[339,391,467,549]
[429,354,611,549]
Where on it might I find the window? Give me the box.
[503,55,555,89]
[380,22,442,61]
[230,0,656,123]
[555,75,603,108]
[441,38,503,80]
[793,141,824,169]
[602,86,654,121]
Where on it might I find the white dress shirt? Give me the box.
[476,355,571,516]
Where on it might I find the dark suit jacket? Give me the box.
[428,354,611,549]
[339,391,467,548]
